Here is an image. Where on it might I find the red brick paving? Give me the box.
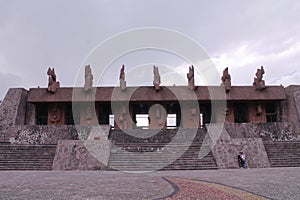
[165,177,267,200]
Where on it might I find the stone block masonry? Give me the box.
[0,88,28,126]
[53,126,110,170]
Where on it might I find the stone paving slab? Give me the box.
[0,167,299,199]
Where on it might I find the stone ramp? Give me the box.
[264,141,300,167]
[108,129,218,171]
[0,144,57,170]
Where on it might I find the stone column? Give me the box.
[181,102,200,128]
[248,102,266,123]
[112,102,132,130]
[80,102,99,126]
[148,104,167,129]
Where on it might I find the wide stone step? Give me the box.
[0,144,57,170]
[263,141,300,167]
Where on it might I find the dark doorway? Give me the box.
[98,103,111,125]
[234,103,249,123]
[35,103,48,125]
[266,102,277,122]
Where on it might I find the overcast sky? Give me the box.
[1,0,300,100]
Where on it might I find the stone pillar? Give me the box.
[80,103,99,126]
[248,103,266,123]
[48,103,66,125]
[112,102,132,130]
[225,103,235,123]
[148,104,167,129]
[181,102,200,128]
[25,103,36,125]
[212,102,227,124]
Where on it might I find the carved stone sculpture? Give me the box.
[187,65,195,90]
[153,65,161,91]
[84,65,93,92]
[119,65,126,91]
[221,67,231,92]
[48,103,64,125]
[253,66,266,90]
[47,68,60,93]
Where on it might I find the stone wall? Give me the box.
[282,85,300,122]
[209,124,270,169]
[0,125,77,144]
[52,140,108,170]
[53,126,110,170]
[207,125,270,169]
[25,103,36,125]
[0,88,28,126]
[223,122,300,141]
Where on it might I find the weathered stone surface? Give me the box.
[47,68,60,93]
[282,85,300,122]
[253,66,266,90]
[207,124,270,169]
[52,140,107,170]
[153,66,161,91]
[25,103,35,125]
[53,126,111,170]
[224,122,300,141]
[221,67,231,92]
[0,125,77,144]
[0,88,28,126]
[83,65,93,93]
[187,65,195,90]
[119,64,126,91]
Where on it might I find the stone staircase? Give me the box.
[264,141,300,167]
[0,144,57,170]
[108,129,218,171]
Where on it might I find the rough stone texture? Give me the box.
[25,103,36,125]
[52,140,107,170]
[0,88,28,126]
[208,124,270,169]
[282,85,300,122]
[0,125,77,144]
[224,122,300,141]
[53,126,111,170]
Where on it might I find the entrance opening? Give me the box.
[234,103,249,123]
[98,103,111,125]
[136,114,149,129]
[167,114,177,128]
[65,103,75,125]
[266,102,277,122]
[36,103,48,125]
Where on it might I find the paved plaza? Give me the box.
[0,167,299,200]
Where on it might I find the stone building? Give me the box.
[0,66,300,171]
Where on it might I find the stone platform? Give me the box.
[0,167,299,199]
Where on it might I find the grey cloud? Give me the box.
[0,0,300,98]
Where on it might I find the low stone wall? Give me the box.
[52,140,108,170]
[207,124,270,169]
[0,125,77,144]
[0,125,112,145]
[53,126,111,170]
[224,122,300,141]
